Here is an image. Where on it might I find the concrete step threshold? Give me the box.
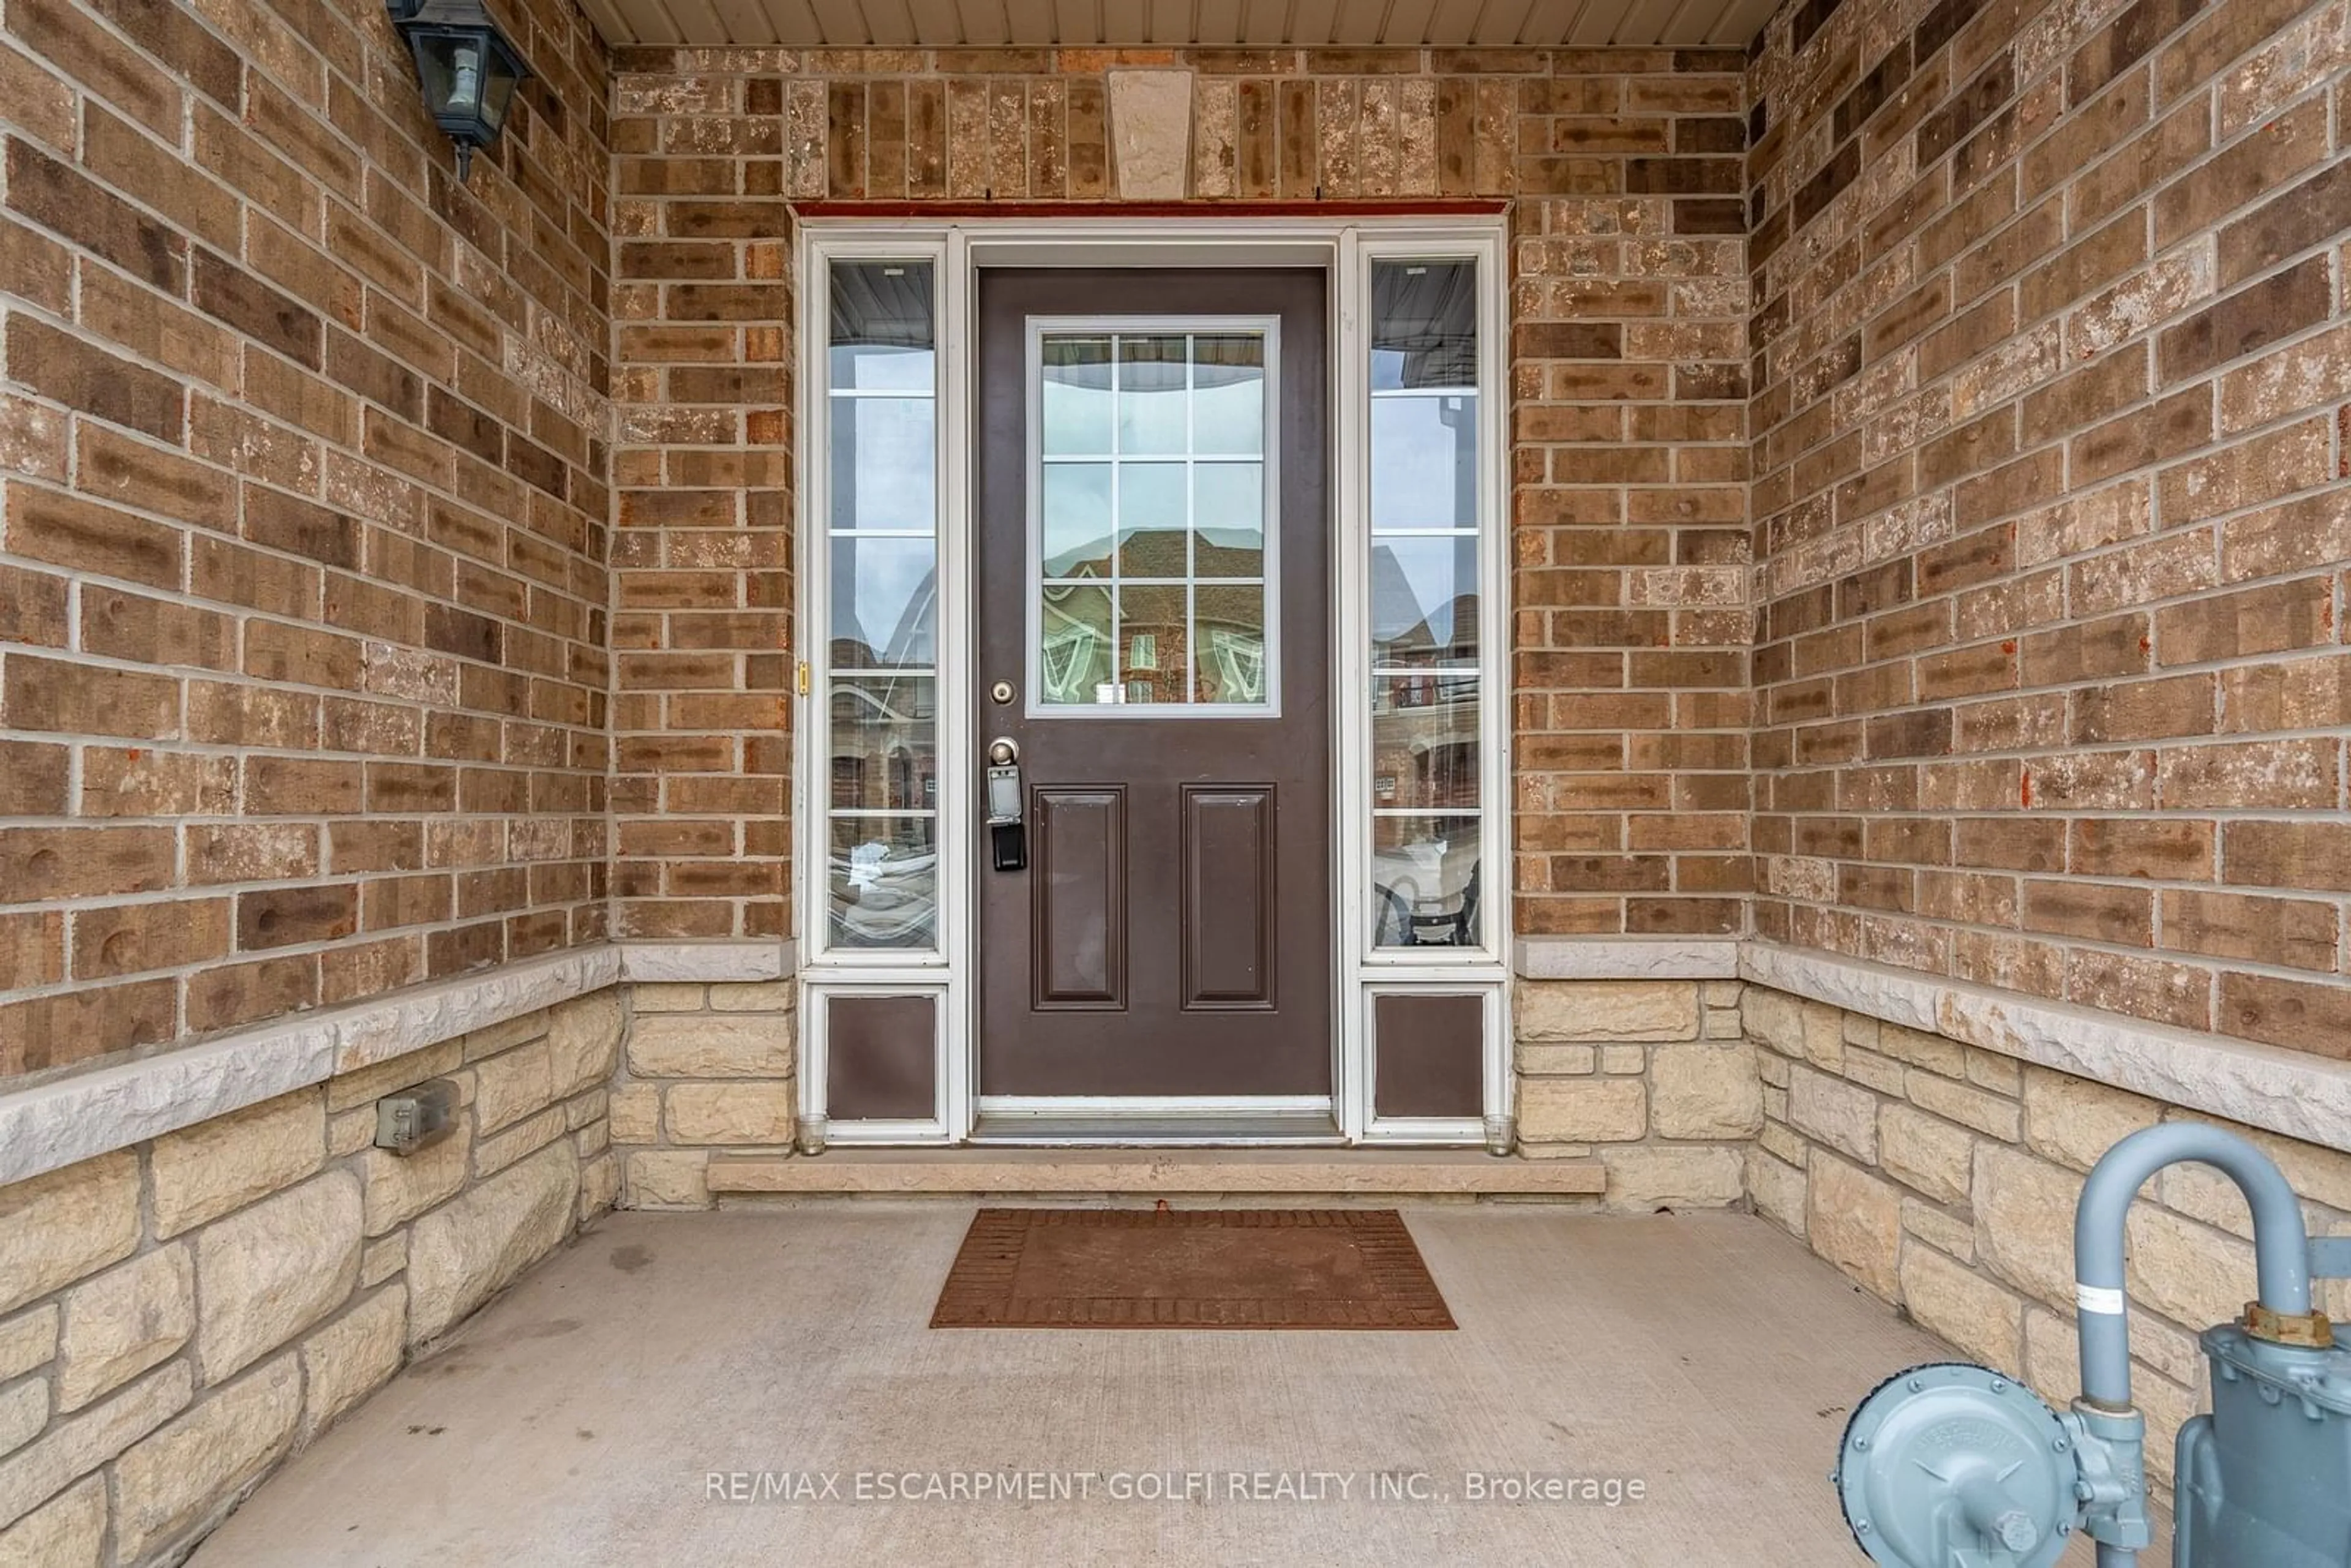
[704,1149,1608,1198]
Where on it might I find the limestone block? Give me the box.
[548,990,625,1097]
[1747,1147,1807,1234]
[1758,1120,1805,1168]
[666,1082,795,1146]
[1513,1043,1595,1075]
[625,1149,713,1210]
[1799,1001,1847,1068]
[407,1143,577,1343]
[301,1288,405,1435]
[1877,1103,1973,1206]
[1899,1242,2023,1375]
[1518,981,1700,1043]
[0,1381,42,1461]
[1742,986,1802,1056]
[1600,1045,1646,1074]
[0,1311,54,1384]
[1900,1198,1974,1264]
[326,1107,375,1159]
[1108,70,1192,199]
[1601,1146,1743,1210]
[0,1473,102,1568]
[2125,1203,2258,1331]
[475,1106,569,1177]
[626,1013,793,1079]
[359,1236,406,1289]
[1971,1144,2083,1311]
[473,1040,555,1134]
[1875,1022,1967,1078]
[1905,1069,2020,1141]
[628,983,706,1012]
[196,1172,362,1383]
[609,1084,660,1144]
[1840,1047,1907,1097]
[2154,1113,2351,1233]
[112,1353,299,1560]
[0,1152,139,1316]
[55,1245,193,1412]
[324,1039,462,1114]
[1517,1078,1647,1143]
[565,1089,607,1132]
[1788,1065,1878,1163]
[2022,1307,2082,1408]
[0,1363,189,1531]
[1965,1048,2022,1095]
[579,1151,620,1221]
[460,1009,548,1063]
[1649,1041,1763,1139]
[149,1092,325,1239]
[1807,1152,1902,1300]
[708,980,796,1012]
[360,1114,473,1236]
[1703,1008,1743,1040]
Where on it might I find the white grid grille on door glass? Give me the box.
[1035,331,1272,708]
[1368,260,1483,950]
[827,260,939,951]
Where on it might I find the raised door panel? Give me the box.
[1180,784,1275,1010]
[1031,787,1125,1008]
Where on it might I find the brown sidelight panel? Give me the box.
[1371,994,1484,1119]
[827,994,938,1120]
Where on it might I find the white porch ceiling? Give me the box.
[583,0,1775,52]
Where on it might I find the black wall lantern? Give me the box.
[386,0,531,181]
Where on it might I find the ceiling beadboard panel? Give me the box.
[583,0,1769,48]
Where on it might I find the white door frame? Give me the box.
[795,214,1512,1148]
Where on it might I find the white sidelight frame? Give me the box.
[795,215,1511,1149]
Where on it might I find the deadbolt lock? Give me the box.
[990,680,1015,705]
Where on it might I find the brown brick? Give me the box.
[71,898,233,978]
[184,954,318,1034]
[2158,257,2331,383]
[5,315,184,443]
[0,825,173,899]
[236,883,359,951]
[2154,578,2333,666]
[2,653,178,738]
[0,978,174,1075]
[4,137,184,290]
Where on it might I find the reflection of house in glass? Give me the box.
[1039,527,1266,706]
[1370,539,1481,947]
[827,552,939,948]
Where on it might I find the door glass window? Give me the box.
[1033,327,1274,710]
[826,261,939,951]
[1368,260,1484,950]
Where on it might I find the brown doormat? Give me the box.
[930,1207,1456,1329]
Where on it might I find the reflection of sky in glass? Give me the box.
[1370,395,1477,530]
[830,396,936,532]
[1370,538,1477,655]
[829,344,933,391]
[831,537,936,665]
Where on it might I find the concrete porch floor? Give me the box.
[190,1206,2160,1566]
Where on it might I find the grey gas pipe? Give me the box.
[1833,1122,2349,1568]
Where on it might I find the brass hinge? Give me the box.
[796,660,809,696]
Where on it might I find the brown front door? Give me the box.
[976,269,1332,1101]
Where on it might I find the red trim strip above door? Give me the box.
[792,199,1510,220]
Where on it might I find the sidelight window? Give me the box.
[823,260,940,952]
[1029,324,1278,713]
[1367,259,1487,952]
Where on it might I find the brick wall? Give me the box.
[1746,0,2351,1053]
[0,0,613,1081]
[606,45,1753,943]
